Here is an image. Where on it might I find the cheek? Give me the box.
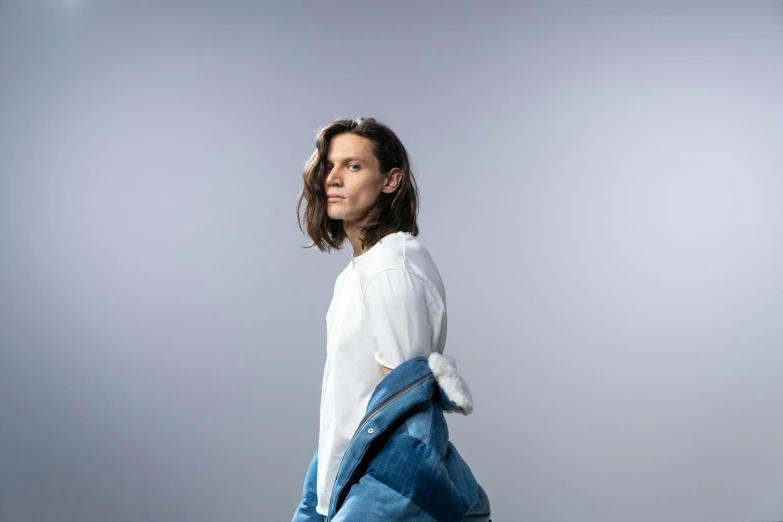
[344,178,382,208]
[347,185,374,205]
[357,191,379,210]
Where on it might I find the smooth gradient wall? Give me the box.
[1,1,781,521]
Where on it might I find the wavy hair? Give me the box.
[296,117,419,253]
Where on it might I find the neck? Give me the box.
[343,220,368,258]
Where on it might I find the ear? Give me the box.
[381,168,402,194]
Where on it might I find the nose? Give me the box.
[325,167,340,187]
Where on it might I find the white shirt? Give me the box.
[315,231,447,516]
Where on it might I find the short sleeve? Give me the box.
[363,269,442,370]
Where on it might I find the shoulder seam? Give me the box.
[362,268,444,311]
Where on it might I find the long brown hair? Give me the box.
[296,117,419,253]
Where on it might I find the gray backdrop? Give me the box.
[1,1,781,521]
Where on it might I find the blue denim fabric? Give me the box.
[292,356,491,522]
[291,450,321,522]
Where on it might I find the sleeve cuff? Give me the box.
[374,352,397,370]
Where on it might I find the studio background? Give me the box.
[1,1,781,521]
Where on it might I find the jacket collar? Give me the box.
[365,352,474,417]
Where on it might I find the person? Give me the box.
[293,117,491,521]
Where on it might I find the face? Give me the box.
[324,133,400,227]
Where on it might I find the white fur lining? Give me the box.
[428,352,474,415]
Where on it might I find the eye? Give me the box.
[348,164,360,171]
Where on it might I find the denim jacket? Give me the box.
[292,352,492,522]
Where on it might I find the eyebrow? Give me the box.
[326,156,366,165]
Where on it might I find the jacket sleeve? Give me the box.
[331,473,436,522]
[331,434,479,522]
[291,449,322,522]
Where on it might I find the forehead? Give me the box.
[327,133,375,163]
